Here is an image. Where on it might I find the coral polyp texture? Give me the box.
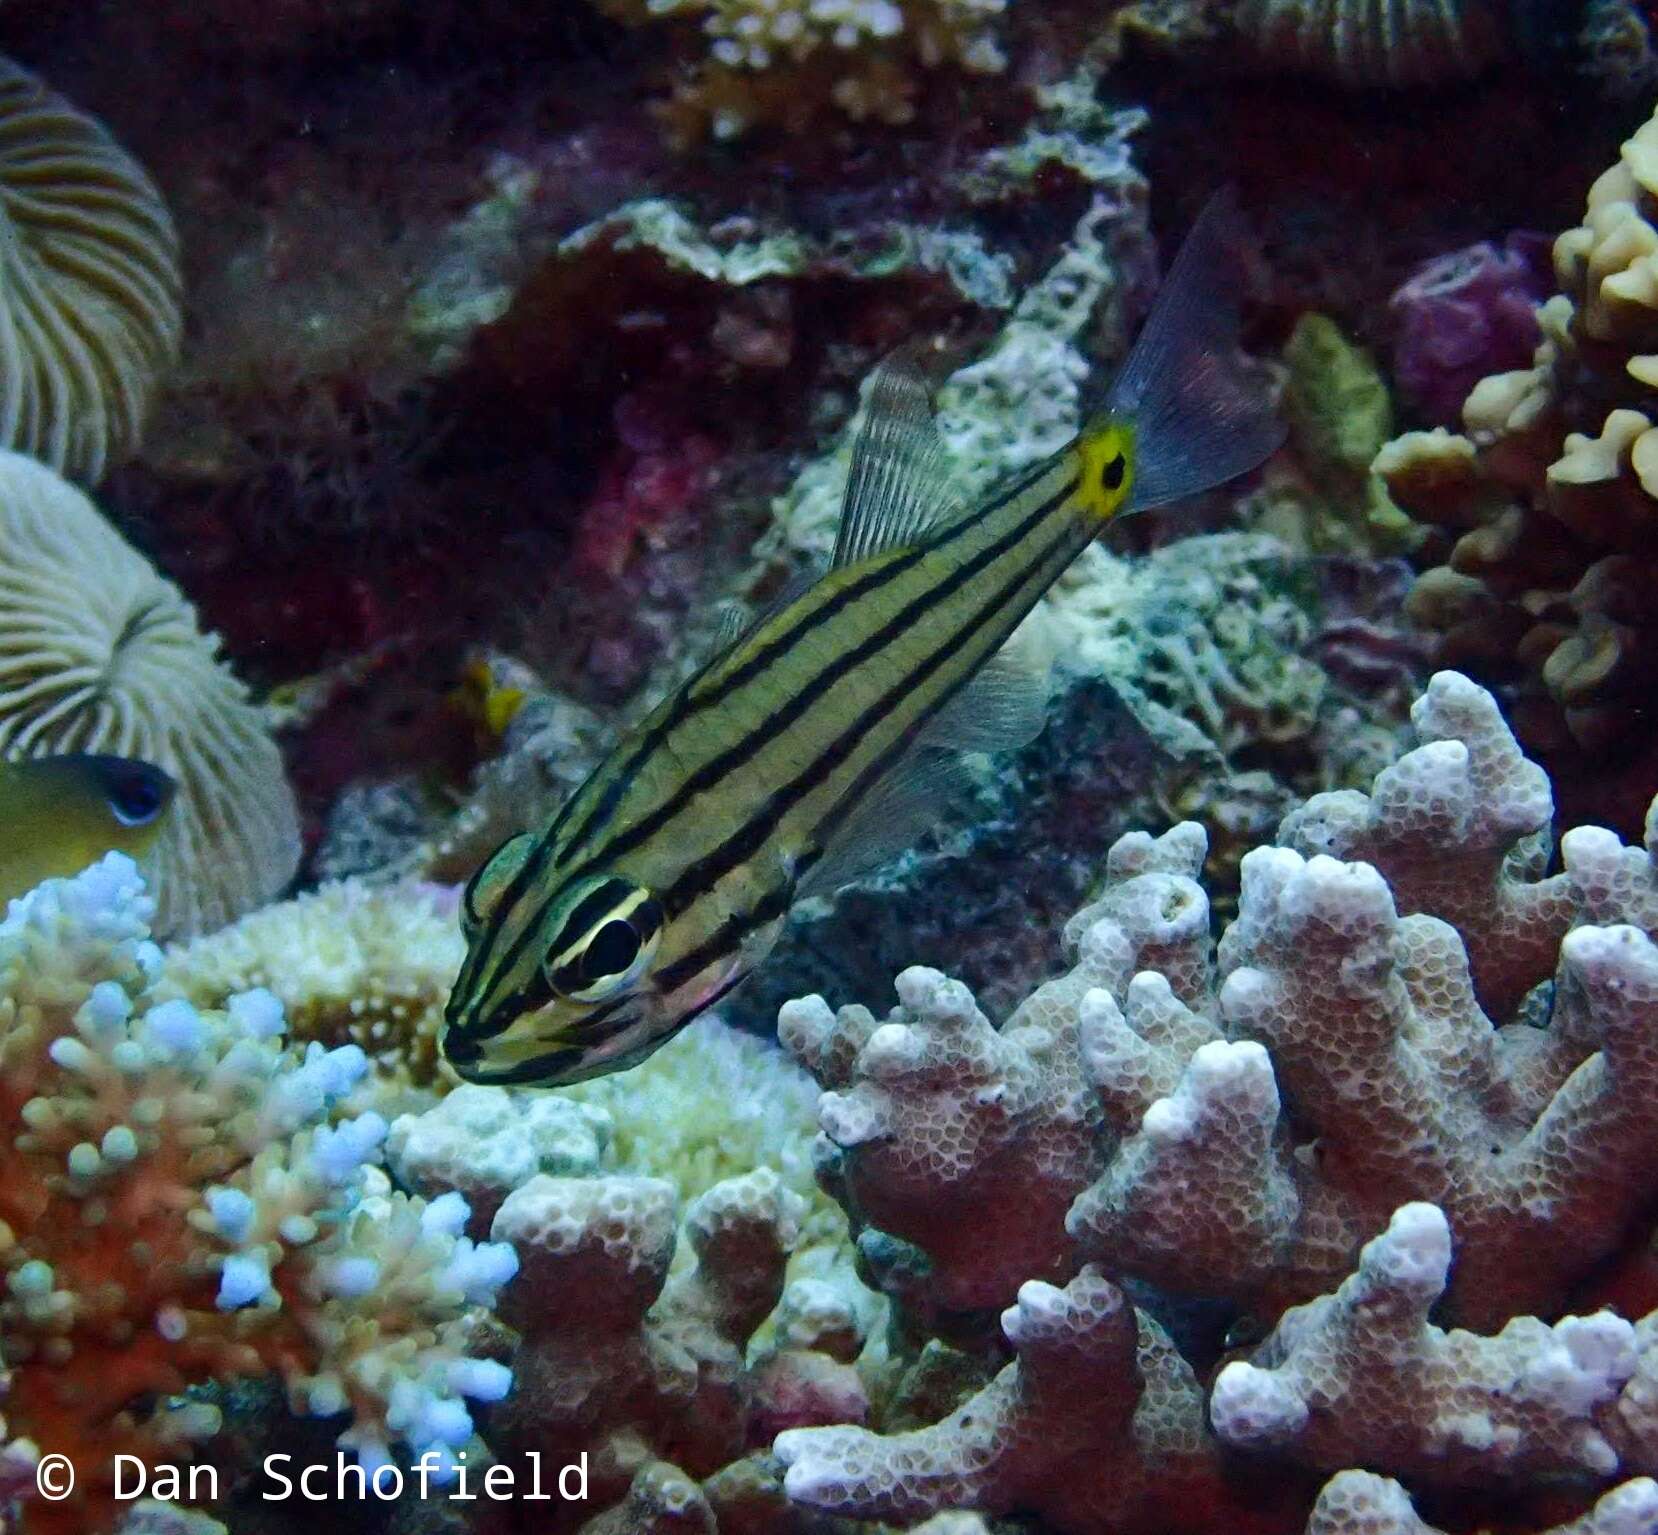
[0,855,516,1535]
[0,56,180,483]
[0,451,300,935]
[777,1264,1225,1532]
[1375,104,1658,780]
[586,0,1007,141]
[161,878,466,1086]
[390,1081,871,1526]
[774,669,1658,1530]
[1308,1470,1658,1535]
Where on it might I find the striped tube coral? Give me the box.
[0,855,516,1535]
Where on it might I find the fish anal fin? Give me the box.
[832,352,961,571]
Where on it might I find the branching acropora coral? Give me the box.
[0,451,300,936]
[586,0,1007,141]
[0,56,181,482]
[0,856,516,1535]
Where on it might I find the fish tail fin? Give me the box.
[1096,188,1284,515]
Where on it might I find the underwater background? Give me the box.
[5,1,1658,1532]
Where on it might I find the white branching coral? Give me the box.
[0,855,515,1535]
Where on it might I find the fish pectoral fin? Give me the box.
[917,623,1052,757]
[797,747,977,901]
[832,351,963,570]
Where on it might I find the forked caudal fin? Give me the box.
[1101,188,1285,513]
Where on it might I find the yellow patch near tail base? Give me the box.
[1073,421,1137,524]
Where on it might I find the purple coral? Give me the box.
[1390,234,1551,425]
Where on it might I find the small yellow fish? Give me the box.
[444,193,1284,1087]
[0,754,177,905]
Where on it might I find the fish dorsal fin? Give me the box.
[832,354,960,570]
[796,747,977,901]
[917,624,1052,757]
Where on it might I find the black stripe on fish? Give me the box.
[650,508,1081,986]
[460,459,1076,1032]
[554,455,1062,868]
[570,468,1080,895]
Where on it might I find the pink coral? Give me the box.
[1390,234,1550,425]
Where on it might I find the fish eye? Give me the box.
[1099,451,1126,490]
[102,762,174,828]
[546,883,664,1004]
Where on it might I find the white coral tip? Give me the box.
[1210,1361,1308,1444]
[1364,1203,1451,1295]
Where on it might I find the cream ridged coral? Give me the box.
[1376,104,1658,760]
[1114,0,1510,86]
[162,879,464,1085]
[0,855,516,1535]
[1230,0,1507,85]
[0,451,300,936]
[0,57,180,482]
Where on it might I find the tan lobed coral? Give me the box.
[0,451,300,936]
[0,855,516,1535]
[773,670,1658,1533]
[1375,104,1658,769]
[586,0,1007,142]
[0,56,181,483]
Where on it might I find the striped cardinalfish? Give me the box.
[0,754,176,906]
[443,194,1284,1086]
